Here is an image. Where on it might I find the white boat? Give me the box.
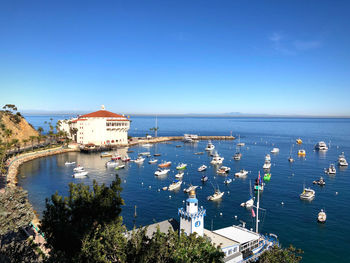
[72,171,88,178]
[288,156,294,163]
[111,154,121,160]
[338,152,348,166]
[73,166,84,172]
[122,155,131,162]
[154,169,170,176]
[134,157,145,164]
[198,165,207,172]
[240,181,255,207]
[237,134,245,147]
[148,159,158,164]
[263,161,271,170]
[142,143,152,148]
[235,169,248,178]
[65,161,76,165]
[217,166,231,174]
[233,152,242,160]
[324,164,336,175]
[106,160,119,167]
[271,148,279,154]
[315,141,328,151]
[224,178,232,184]
[139,152,151,156]
[207,189,224,201]
[175,171,184,179]
[168,180,182,191]
[176,163,187,170]
[184,184,198,193]
[210,152,224,165]
[265,154,271,162]
[317,209,327,223]
[205,140,215,151]
[115,164,125,170]
[300,187,315,201]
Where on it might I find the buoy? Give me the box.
[169,195,172,198]
[227,191,230,194]
[158,189,160,192]
[124,180,126,183]
[220,212,223,216]
[141,182,144,185]
[336,192,338,195]
[234,215,238,220]
[183,200,185,203]
[281,202,284,205]
[149,186,151,189]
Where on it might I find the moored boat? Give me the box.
[184,184,198,193]
[298,149,306,157]
[313,177,326,186]
[338,152,348,166]
[296,138,302,145]
[65,161,76,165]
[210,152,224,165]
[73,166,84,172]
[224,178,232,184]
[271,148,279,154]
[168,180,182,191]
[72,171,88,178]
[100,152,112,158]
[205,140,215,151]
[324,164,336,175]
[300,186,315,201]
[317,209,327,223]
[315,141,328,151]
[217,166,231,175]
[122,155,130,162]
[201,175,208,182]
[106,160,118,167]
[233,152,242,160]
[111,154,121,160]
[134,157,145,164]
[198,165,207,172]
[148,159,158,164]
[154,168,170,176]
[175,171,184,179]
[235,169,248,178]
[207,189,224,201]
[263,173,271,181]
[115,164,125,170]
[176,163,187,170]
[158,161,172,168]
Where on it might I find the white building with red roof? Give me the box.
[59,105,130,146]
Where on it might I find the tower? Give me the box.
[178,189,206,236]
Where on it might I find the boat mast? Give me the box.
[155,115,158,137]
[256,171,260,233]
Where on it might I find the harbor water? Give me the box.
[19,116,350,263]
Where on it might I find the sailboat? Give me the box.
[241,180,254,207]
[237,134,245,147]
[288,144,294,163]
[233,146,242,160]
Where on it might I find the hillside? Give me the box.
[0,111,38,143]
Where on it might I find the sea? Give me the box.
[18,115,350,263]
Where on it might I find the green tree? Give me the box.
[29,136,36,150]
[258,245,303,263]
[37,127,44,136]
[0,129,12,174]
[41,175,124,261]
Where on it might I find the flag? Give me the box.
[258,171,261,184]
[251,208,256,217]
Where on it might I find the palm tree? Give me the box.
[29,136,36,150]
[22,139,28,147]
[37,127,43,136]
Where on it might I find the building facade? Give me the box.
[59,106,130,146]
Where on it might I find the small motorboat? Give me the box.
[324,164,336,175]
[265,154,271,162]
[194,152,204,155]
[111,154,121,160]
[154,153,161,157]
[148,159,158,164]
[154,169,170,176]
[241,197,254,207]
[139,152,151,156]
[65,161,76,166]
[233,152,242,160]
[106,160,118,167]
[315,141,328,151]
[175,145,182,148]
[288,156,294,163]
[168,180,182,191]
[235,169,248,178]
[263,161,271,170]
[217,166,231,175]
[207,189,224,201]
[142,143,152,148]
[298,149,306,157]
[296,138,302,145]
[73,166,84,172]
[162,186,168,191]
[158,161,171,168]
[317,209,327,223]
[224,178,232,184]
[205,141,215,151]
[100,152,112,158]
[198,165,207,172]
[184,184,198,193]
[134,157,145,164]
[176,163,187,170]
[338,152,348,166]
[210,153,224,165]
[271,148,279,154]
[201,175,208,182]
[72,171,88,178]
[175,171,184,179]
[263,173,271,181]
[122,155,131,162]
[300,187,315,201]
[236,134,245,147]
[313,177,326,186]
[115,164,125,170]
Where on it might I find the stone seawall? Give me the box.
[6,146,79,188]
[129,136,235,146]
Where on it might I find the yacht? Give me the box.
[207,189,224,201]
[338,152,348,166]
[217,166,231,175]
[158,161,172,168]
[300,187,315,201]
[324,164,336,175]
[72,171,88,178]
[176,163,187,170]
[210,152,224,165]
[168,180,182,191]
[184,185,198,193]
[271,148,279,154]
[265,154,271,162]
[233,152,242,160]
[106,160,118,167]
[134,157,145,164]
[205,140,215,151]
[175,171,184,179]
[148,159,158,164]
[198,165,207,172]
[154,169,170,176]
[315,141,328,151]
[317,209,327,223]
[73,166,84,172]
[235,169,248,178]
[263,160,271,170]
[298,149,306,157]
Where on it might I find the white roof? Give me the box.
[214,225,260,244]
[203,229,238,248]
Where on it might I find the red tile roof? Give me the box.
[80,110,127,119]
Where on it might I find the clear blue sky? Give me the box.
[1,0,349,116]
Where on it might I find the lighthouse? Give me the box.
[178,189,206,236]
